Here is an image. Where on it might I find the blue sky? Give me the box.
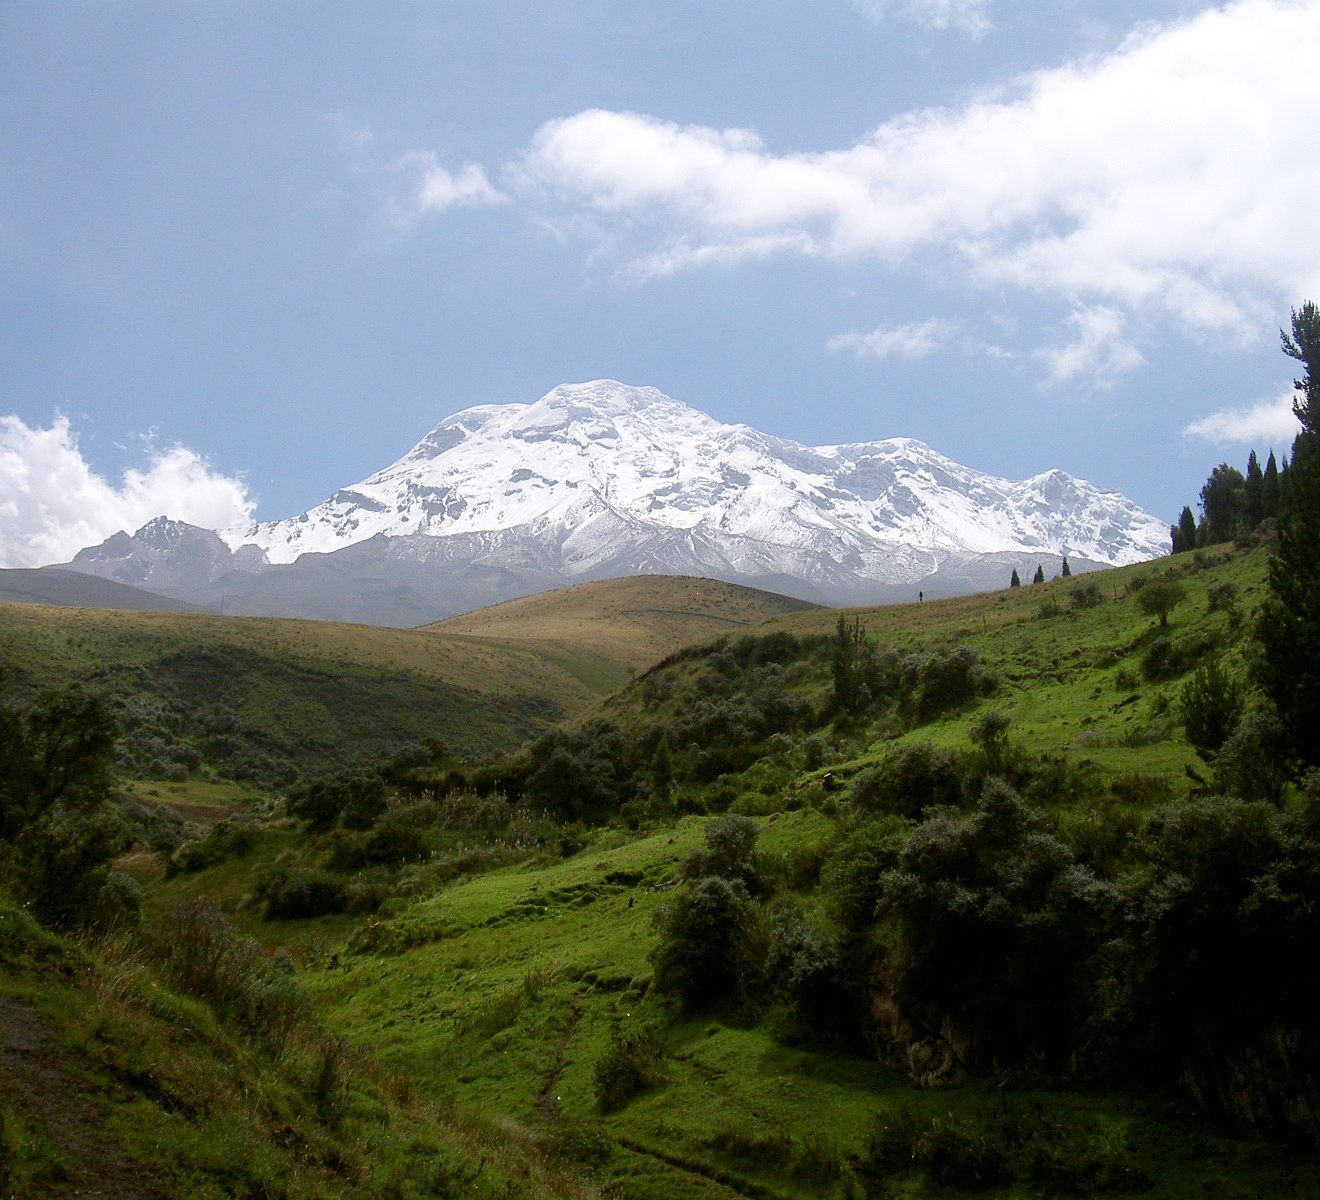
[3,0,1317,566]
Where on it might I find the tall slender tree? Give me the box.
[1244,449,1264,530]
[1260,302,1320,766]
[1176,505,1198,553]
[1263,451,1281,518]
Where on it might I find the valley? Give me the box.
[4,541,1317,1198]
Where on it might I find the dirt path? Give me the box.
[0,995,171,1199]
[614,1134,796,1200]
[535,994,582,1124]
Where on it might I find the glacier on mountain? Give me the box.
[222,380,1168,577]
[61,381,1168,624]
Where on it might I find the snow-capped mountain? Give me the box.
[64,381,1168,624]
[225,379,1165,573]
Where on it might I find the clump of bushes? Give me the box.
[151,898,310,1053]
[593,1027,666,1112]
[255,867,349,919]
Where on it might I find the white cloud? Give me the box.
[1033,306,1145,387]
[0,415,255,568]
[393,151,504,226]
[828,318,950,360]
[851,0,993,38]
[1182,390,1302,444]
[514,1,1320,347]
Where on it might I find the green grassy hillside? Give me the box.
[0,578,810,787]
[0,896,598,1199]
[126,542,1320,1198]
[427,575,819,680]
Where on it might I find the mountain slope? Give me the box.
[425,574,819,677]
[0,567,208,613]
[61,381,1167,624]
[231,380,1166,577]
[0,575,814,782]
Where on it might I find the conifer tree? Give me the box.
[1009,568,1021,588]
[1032,564,1045,584]
[1061,556,1071,577]
[1263,451,1281,518]
[1244,449,1264,530]
[1259,301,1320,766]
[1176,505,1197,553]
[1199,464,1247,544]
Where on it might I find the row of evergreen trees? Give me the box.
[1171,326,1318,553]
[1008,558,1070,588]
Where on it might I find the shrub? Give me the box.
[166,816,260,876]
[763,907,842,1035]
[651,875,758,1013]
[1136,579,1187,628]
[10,809,132,928]
[1180,658,1243,759]
[1069,581,1103,610]
[1213,710,1290,805]
[851,743,963,819]
[257,868,349,919]
[593,1028,666,1112]
[909,646,993,722]
[877,780,1116,1068]
[682,813,760,889]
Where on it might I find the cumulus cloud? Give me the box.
[1182,391,1302,444]
[828,318,950,360]
[851,0,993,37]
[0,415,255,568]
[1033,306,1145,387]
[513,1,1320,345]
[392,151,504,226]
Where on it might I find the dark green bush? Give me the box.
[877,780,1116,1068]
[257,868,349,919]
[681,813,760,889]
[592,1028,666,1113]
[851,743,963,818]
[1180,658,1243,758]
[651,875,758,1013]
[1213,710,1290,805]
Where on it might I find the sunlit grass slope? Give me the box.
[425,574,820,683]
[0,577,818,780]
[0,896,599,1199]
[303,807,1315,1199]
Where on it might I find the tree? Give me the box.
[0,687,116,840]
[1032,564,1045,584]
[1263,451,1281,518]
[1260,302,1320,766]
[1200,464,1247,544]
[1061,556,1072,578]
[1173,505,1198,554]
[1180,659,1243,760]
[1137,579,1187,629]
[1009,568,1021,588]
[1244,450,1264,530]
[1281,300,1320,428]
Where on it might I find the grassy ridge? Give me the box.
[427,575,819,680]
[0,578,817,783]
